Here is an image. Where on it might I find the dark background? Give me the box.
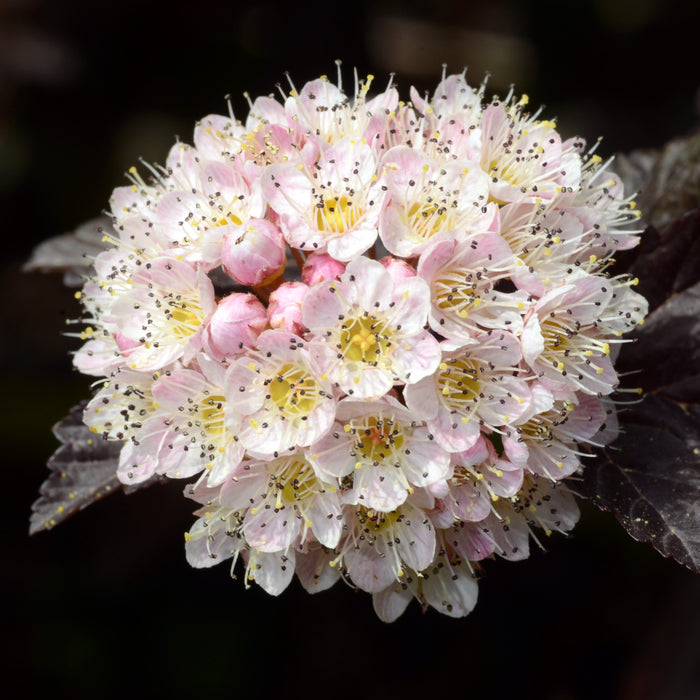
[3,0,700,697]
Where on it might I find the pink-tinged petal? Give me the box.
[185,512,242,568]
[152,368,206,411]
[307,431,355,480]
[302,280,346,331]
[194,114,243,159]
[379,204,414,258]
[117,416,169,483]
[73,339,124,377]
[354,464,408,511]
[372,583,412,623]
[427,409,481,453]
[450,521,497,561]
[244,504,300,552]
[487,512,531,561]
[238,413,294,456]
[526,439,581,479]
[306,492,344,549]
[486,459,524,498]
[557,394,608,442]
[400,432,451,487]
[344,543,396,594]
[342,366,393,400]
[224,361,266,419]
[391,330,441,384]
[219,469,268,510]
[344,257,393,310]
[422,561,478,618]
[448,484,491,523]
[249,549,296,595]
[396,505,435,572]
[403,376,440,421]
[264,165,313,221]
[326,225,378,261]
[389,276,432,335]
[453,436,490,467]
[206,439,245,487]
[502,432,529,468]
[521,314,545,365]
[295,546,340,593]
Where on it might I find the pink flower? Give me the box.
[263,136,387,261]
[308,395,450,512]
[117,355,243,486]
[379,146,493,257]
[404,331,530,452]
[224,330,336,456]
[337,499,436,593]
[520,274,618,395]
[218,452,343,551]
[303,256,441,398]
[479,101,583,203]
[417,232,528,341]
[111,257,216,372]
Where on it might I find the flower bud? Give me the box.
[301,251,346,286]
[202,293,268,362]
[221,218,286,287]
[378,255,416,282]
[267,281,308,335]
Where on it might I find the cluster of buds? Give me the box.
[75,67,647,620]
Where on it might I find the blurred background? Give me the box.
[3,0,700,697]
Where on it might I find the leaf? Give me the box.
[614,132,700,232]
[579,208,700,572]
[23,215,114,287]
[29,403,161,535]
[581,397,700,572]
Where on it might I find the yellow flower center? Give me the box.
[316,196,360,233]
[268,364,318,415]
[340,316,389,363]
[200,395,226,435]
[437,357,481,411]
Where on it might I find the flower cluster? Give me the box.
[76,67,647,621]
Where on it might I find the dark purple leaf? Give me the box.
[29,403,161,535]
[614,132,700,232]
[580,206,700,572]
[581,397,700,572]
[23,215,114,287]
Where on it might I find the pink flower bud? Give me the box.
[221,218,286,287]
[378,255,416,282]
[268,281,308,335]
[301,252,346,286]
[202,293,268,362]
